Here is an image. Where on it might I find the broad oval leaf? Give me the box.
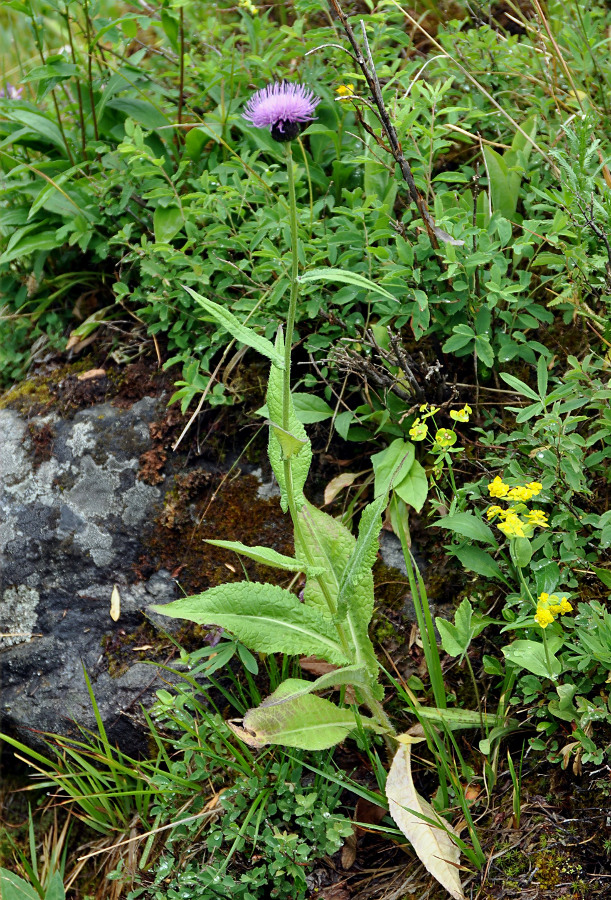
[435,512,498,548]
[240,679,375,750]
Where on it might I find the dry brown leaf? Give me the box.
[299,656,337,676]
[110,585,121,622]
[298,657,356,703]
[341,830,357,870]
[324,472,358,506]
[227,719,264,748]
[386,743,465,900]
[77,368,107,380]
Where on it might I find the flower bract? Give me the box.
[243,81,321,142]
[450,404,472,422]
[409,418,427,441]
[434,428,456,448]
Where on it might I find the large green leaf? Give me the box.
[452,545,506,581]
[371,440,415,498]
[502,637,563,679]
[240,679,379,750]
[151,583,349,664]
[183,285,284,368]
[395,458,428,512]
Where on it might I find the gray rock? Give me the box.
[0,398,179,754]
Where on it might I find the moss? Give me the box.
[142,470,294,597]
[0,359,94,416]
[101,620,171,677]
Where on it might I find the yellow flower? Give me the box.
[336,84,355,100]
[450,404,472,423]
[538,592,550,604]
[488,476,510,499]
[434,428,456,448]
[486,505,504,520]
[238,0,259,13]
[535,607,555,628]
[497,514,525,538]
[526,481,543,497]
[409,418,428,441]
[558,597,572,615]
[525,509,549,528]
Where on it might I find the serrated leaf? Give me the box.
[386,744,465,900]
[296,502,381,692]
[151,582,349,665]
[270,422,307,459]
[183,285,284,368]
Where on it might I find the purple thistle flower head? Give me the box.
[0,84,23,100]
[243,81,320,143]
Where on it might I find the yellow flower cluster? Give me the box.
[534,592,573,629]
[486,477,547,538]
[488,476,542,501]
[336,84,355,100]
[238,0,258,13]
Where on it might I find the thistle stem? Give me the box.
[281,140,392,738]
[283,142,299,434]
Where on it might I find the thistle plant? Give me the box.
[152,80,477,900]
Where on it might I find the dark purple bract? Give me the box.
[243,81,320,142]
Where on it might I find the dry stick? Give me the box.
[327,0,442,250]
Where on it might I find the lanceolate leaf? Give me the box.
[266,345,312,512]
[205,540,321,575]
[296,502,381,694]
[183,285,284,368]
[386,744,465,900]
[151,583,349,665]
[336,493,386,623]
[238,679,382,750]
[297,266,399,303]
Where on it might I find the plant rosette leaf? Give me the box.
[386,743,465,900]
[150,582,350,665]
[234,678,384,750]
